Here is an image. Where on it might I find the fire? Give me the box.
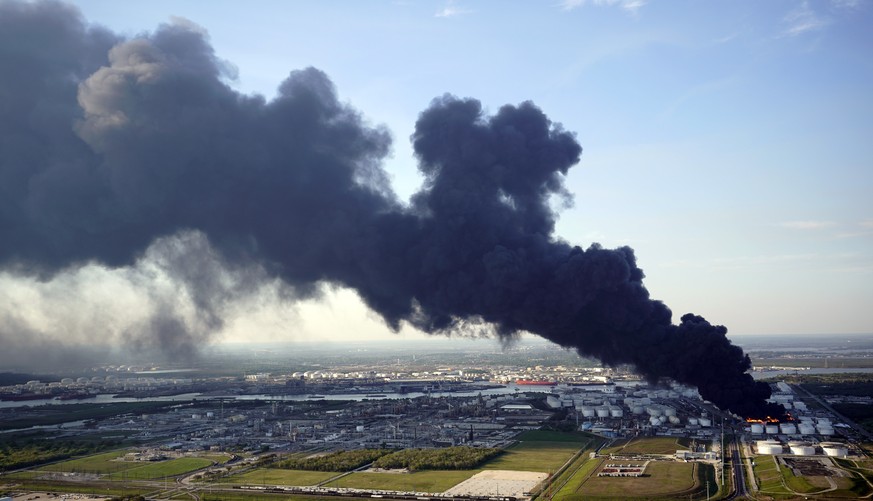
[746,413,793,424]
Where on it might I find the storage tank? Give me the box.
[581,406,596,417]
[610,406,624,418]
[649,416,661,426]
[688,417,699,426]
[664,407,677,417]
[668,415,680,425]
[646,406,662,417]
[356,425,365,432]
[632,405,645,415]
[699,417,712,427]
[596,406,610,418]
[756,440,783,455]
[766,424,779,434]
[821,443,848,457]
[750,423,765,434]
[798,423,816,435]
[780,423,797,435]
[658,415,667,424]
[789,443,815,456]
[817,425,835,436]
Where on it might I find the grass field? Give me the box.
[753,455,792,495]
[324,470,477,492]
[482,431,597,474]
[37,449,138,474]
[551,457,603,501]
[602,436,692,455]
[224,467,338,486]
[560,461,699,498]
[106,457,213,480]
[7,478,152,498]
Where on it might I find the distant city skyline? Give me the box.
[0,1,870,368]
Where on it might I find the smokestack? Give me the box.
[0,1,783,419]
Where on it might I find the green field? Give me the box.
[753,455,792,496]
[324,469,476,492]
[38,449,138,474]
[601,436,691,455]
[106,457,213,480]
[559,460,702,498]
[482,431,595,473]
[224,467,338,486]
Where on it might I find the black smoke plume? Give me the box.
[0,1,783,419]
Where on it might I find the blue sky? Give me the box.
[20,0,873,342]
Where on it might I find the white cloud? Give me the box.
[559,0,647,15]
[782,1,829,37]
[779,220,837,230]
[435,1,472,18]
[830,0,862,9]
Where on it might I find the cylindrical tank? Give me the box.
[699,417,712,427]
[798,423,816,435]
[646,406,662,417]
[822,443,848,457]
[751,423,765,434]
[658,415,667,424]
[632,406,645,415]
[756,440,783,455]
[766,424,779,434]
[610,407,623,418]
[664,407,677,417]
[668,415,680,425]
[817,425,835,436]
[581,406,596,417]
[356,425,365,432]
[688,417,699,426]
[780,423,797,434]
[790,443,815,456]
[596,406,610,418]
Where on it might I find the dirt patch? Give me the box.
[443,469,547,498]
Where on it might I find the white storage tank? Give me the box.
[647,406,663,417]
[668,415,680,425]
[664,407,677,417]
[581,406,596,417]
[688,417,699,426]
[632,405,645,415]
[780,423,797,435]
[817,425,835,436]
[610,406,624,418]
[699,417,712,427]
[750,423,765,434]
[649,416,661,426]
[596,406,610,418]
[789,443,815,456]
[821,443,848,457]
[757,440,783,455]
[798,423,816,435]
[356,425,365,432]
[793,401,808,411]
[766,424,779,435]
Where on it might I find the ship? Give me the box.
[515,379,556,386]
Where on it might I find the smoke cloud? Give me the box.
[0,1,783,418]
